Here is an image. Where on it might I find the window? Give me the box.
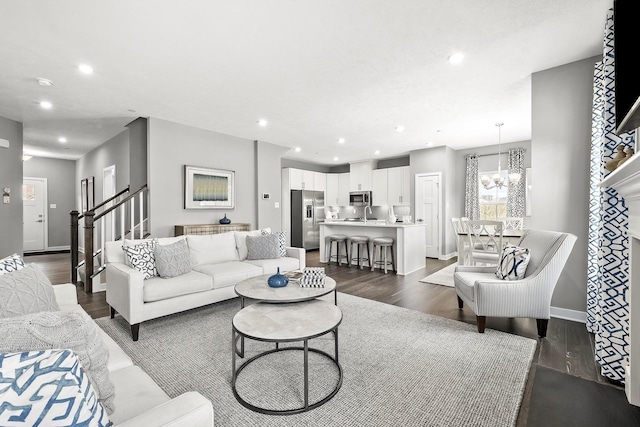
[478,170,508,220]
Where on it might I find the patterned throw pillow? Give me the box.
[260,229,287,257]
[155,239,191,278]
[123,240,157,279]
[247,233,280,260]
[0,253,25,276]
[0,264,59,318]
[0,349,111,426]
[496,245,531,280]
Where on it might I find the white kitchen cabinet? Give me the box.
[387,166,411,205]
[286,168,324,191]
[349,161,374,191]
[372,169,388,206]
[326,174,340,205]
[313,171,326,192]
[338,173,350,205]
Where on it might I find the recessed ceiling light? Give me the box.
[58,137,67,143]
[36,78,53,87]
[127,109,137,113]
[374,150,380,155]
[337,138,345,144]
[333,157,339,161]
[78,64,94,75]
[395,125,405,132]
[448,52,464,64]
[257,119,268,127]
[294,147,301,152]
[40,101,52,109]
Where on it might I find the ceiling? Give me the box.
[0,0,612,164]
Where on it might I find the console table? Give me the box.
[174,223,250,236]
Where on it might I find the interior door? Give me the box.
[23,177,47,252]
[415,174,440,258]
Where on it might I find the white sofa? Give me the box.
[53,283,214,426]
[105,230,306,341]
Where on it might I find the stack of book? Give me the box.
[284,270,303,284]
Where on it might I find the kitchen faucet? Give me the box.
[364,206,372,224]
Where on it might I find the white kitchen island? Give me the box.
[319,221,426,275]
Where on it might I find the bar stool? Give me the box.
[326,234,349,266]
[371,237,395,274]
[348,235,371,270]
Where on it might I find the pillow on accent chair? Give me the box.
[247,233,280,260]
[155,238,191,278]
[0,264,59,318]
[0,253,25,276]
[496,245,531,280]
[0,349,111,426]
[260,229,287,257]
[122,240,158,279]
[0,310,116,414]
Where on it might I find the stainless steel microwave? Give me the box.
[349,191,372,206]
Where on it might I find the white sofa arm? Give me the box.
[106,263,146,325]
[286,247,306,270]
[116,392,214,427]
[53,283,79,306]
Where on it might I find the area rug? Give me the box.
[419,263,457,287]
[96,292,536,426]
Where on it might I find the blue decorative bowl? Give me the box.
[267,267,289,288]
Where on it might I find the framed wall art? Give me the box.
[81,179,88,212]
[184,165,235,209]
[87,176,94,210]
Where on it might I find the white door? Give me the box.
[415,173,440,258]
[23,177,47,252]
[103,165,116,241]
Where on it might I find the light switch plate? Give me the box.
[50,204,56,209]
[3,195,9,204]
[275,202,280,208]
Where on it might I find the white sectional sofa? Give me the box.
[53,283,214,426]
[105,230,305,341]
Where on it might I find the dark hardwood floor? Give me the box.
[26,250,625,426]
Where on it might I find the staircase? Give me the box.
[70,184,149,293]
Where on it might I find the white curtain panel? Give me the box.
[464,154,480,220]
[506,148,526,217]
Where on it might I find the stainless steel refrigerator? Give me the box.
[290,190,325,250]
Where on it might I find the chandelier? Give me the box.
[480,122,521,190]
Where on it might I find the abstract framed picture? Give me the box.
[184,165,235,209]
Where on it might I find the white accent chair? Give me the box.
[465,220,504,266]
[451,218,469,264]
[453,229,577,337]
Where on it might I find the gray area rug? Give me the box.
[96,292,535,426]
[419,263,457,287]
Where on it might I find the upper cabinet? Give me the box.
[372,169,389,206]
[337,173,350,205]
[387,166,411,205]
[350,161,374,191]
[286,168,325,191]
[326,172,350,206]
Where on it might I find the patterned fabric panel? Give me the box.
[0,264,59,318]
[507,148,526,218]
[155,239,191,278]
[496,245,530,280]
[122,240,157,279]
[464,154,480,220]
[247,234,280,260]
[0,254,25,276]
[0,349,111,426]
[260,228,287,257]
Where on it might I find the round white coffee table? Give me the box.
[235,274,337,307]
[231,299,343,415]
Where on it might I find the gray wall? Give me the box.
[376,156,410,169]
[148,118,259,237]
[281,159,332,173]
[0,116,23,257]
[256,141,289,231]
[127,118,147,192]
[23,157,75,249]
[531,56,599,312]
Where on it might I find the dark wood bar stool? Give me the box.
[371,237,395,274]
[348,235,371,270]
[326,234,349,266]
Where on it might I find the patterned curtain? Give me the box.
[464,154,480,220]
[587,9,634,383]
[506,148,525,217]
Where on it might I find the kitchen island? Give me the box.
[319,221,426,275]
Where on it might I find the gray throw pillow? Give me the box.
[0,310,116,415]
[155,239,191,278]
[246,233,280,260]
[0,264,59,318]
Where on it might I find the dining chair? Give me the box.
[498,217,524,230]
[451,218,469,264]
[465,220,504,266]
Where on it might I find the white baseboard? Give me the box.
[439,252,457,261]
[46,245,70,251]
[92,281,106,293]
[550,306,586,323]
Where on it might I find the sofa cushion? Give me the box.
[187,232,239,267]
[0,349,111,426]
[143,270,213,303]
[108,365,169,426]
[245,256,301,275]
[0,253,25,275]
[234,230,263,261]
[0,310,116,414]
[192,262,262,289]
[247,233,280,260]
[155,238,191,278]
[123,240,158,279]
[0,264,59,318]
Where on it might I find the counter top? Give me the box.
[321,221,424,228]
